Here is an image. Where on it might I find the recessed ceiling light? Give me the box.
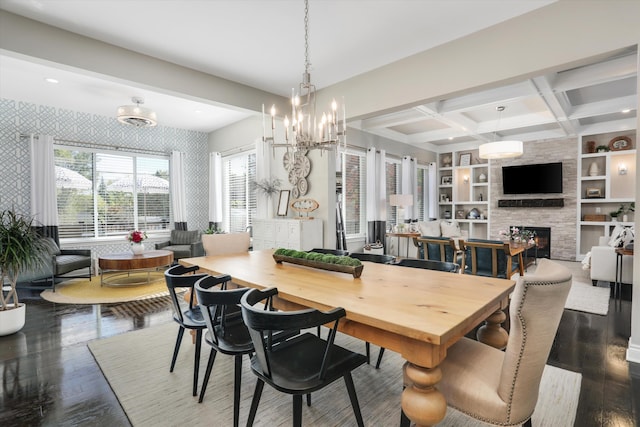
[44,78,59,84]
[622,109,631,113]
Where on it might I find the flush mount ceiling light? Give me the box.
[117,96,157,127]
[479,106,523,159]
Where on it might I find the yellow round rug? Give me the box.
[40,272,169,304]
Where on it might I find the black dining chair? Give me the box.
[393,258,460,273]
[310,248,350,256]
[240,287,367,427]
[195,274,253,427]
[164,264,208,396]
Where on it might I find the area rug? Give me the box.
[89,322,581,427]
[40,272,168,304]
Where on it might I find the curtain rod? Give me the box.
[19,133,168,156]
[220,142,256,157]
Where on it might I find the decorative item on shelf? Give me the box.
[455,209,465,219]
[478,193,483,201]
[586,140,596,153]
[610,210,620,222]
[466,208,481,219]
[585,187,602,198]
[441,154,452,167]
[444,210,452,219]
[261,0,345,154]
[441,176,452,185]
[609,135,632,151]
[583,214,606,222]
[127,230,147,255]
[478,172,487,182]
[478,106,523,159]
[619,202,635,223]
[459,153,471,166]
[596,145,609,153]
[588,161,600,176]
[289,198,319,219]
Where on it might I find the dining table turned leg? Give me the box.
[401,362,447,426]
[476,309,509,350]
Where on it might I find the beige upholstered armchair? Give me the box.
[405,258,572,426]
[155,230,204,260]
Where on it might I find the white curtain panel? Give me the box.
[208,152,223,223]
[401,156,418,221]
[170,151,187,223]
[428,162,437,219]
[30,134,58,226]
[366,147,387,222]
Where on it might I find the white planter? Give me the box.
[130,242,145,255]
[0,303,26,336]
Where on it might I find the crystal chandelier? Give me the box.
[262,0,346,153]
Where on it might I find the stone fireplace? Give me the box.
[511,226,551,259]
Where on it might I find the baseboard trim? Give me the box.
[626,340,640,364]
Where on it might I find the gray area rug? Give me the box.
[89,322,581,426]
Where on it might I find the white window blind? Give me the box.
[223,152,256,233]
[416,165,428,221]
[55,148,170,239]
[385,159,400,224]
[342,151,366,236]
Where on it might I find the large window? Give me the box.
[55,148,170,239]
[339,151,366,237]
[385,159,401,224]
[223,151,256,233]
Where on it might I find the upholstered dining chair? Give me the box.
[310,248,350,256]
[164,264,208,396]
[240,287,367,427]
[460,238,519,279]
[402,258,572,427]
[194,274,253,427]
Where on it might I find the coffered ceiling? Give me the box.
[0,0,637,150]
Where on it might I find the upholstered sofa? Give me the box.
[155,230,204,260]
[589,235,633,286]
[411,220,469,258]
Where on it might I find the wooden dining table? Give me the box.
[181,249,515,426]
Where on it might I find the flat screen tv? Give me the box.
[502,162,563,194]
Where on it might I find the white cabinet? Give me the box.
[577,131,636,258]
[437,149,490,239]
[252,218,323,251]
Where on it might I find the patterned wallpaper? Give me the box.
[0,98,210,252]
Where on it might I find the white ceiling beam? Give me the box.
[570,95,637,119]
[438,81,535,113]
[553,54,637,92]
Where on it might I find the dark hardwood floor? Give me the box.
[1,282,638,426]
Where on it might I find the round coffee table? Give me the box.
[98,250,174,287]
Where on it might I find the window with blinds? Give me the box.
[385,159,400,224]
[55,148,170,239]
[223,152,256,233]
[341,151,366,236]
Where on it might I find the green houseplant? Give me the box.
[0,209,47,335]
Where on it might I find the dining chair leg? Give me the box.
[524,419,532,427]
[343,372,364,427]
[365,342,370,364]
[306,393,311,406]
[400,409,410,427]
[193,329,202,396]
[170,326,185,372]
[233,355,242,427]
[375,347,386,369]
[293,394,303,427]
[198,348,218,403]
[246,379,264,427]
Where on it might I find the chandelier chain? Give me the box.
[304,0,310,73]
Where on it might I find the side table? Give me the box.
[614,247,633,301]
[385,232,420,258]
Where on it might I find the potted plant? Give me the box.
[596,145,610,153]
[0,209,47,335]
[610,208,621,222]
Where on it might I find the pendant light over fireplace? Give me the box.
[117,96,157,127]
[479,106,523,159]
